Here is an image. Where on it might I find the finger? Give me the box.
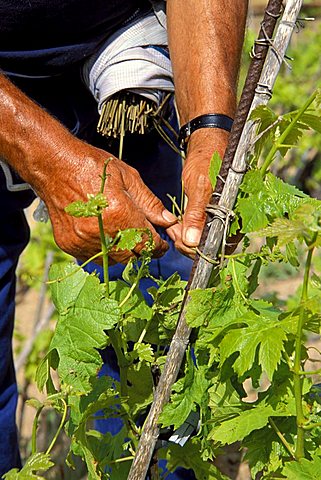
[109,248,137,265]
[131,220,169,258]
[104,191,169,258]
[115,227,169,260]
[174,238,196,258]
[124,166,178,228]
[182,173,212,247]
[165,224,196,258]
[166,223,181,243]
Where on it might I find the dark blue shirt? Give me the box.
[0,0,146,76]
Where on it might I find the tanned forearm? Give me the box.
[0,74,176,261]
[166,1,248,251]
[0,73,76,198]
[167,0,248,124]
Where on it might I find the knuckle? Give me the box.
[185,205,207,224]
[125,164,142,182]
[143,193,163,212]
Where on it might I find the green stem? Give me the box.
[98,214,109,295]
[46,251,103,285]
[166,194,183,219]
[292,234,317,460]
[31,406,44,455]
[98,158,112,295]
[194,247,220,266]
[231,258,249,303]
[269,417,295,459]
[302,421,321,431]
[119,280,139,309]
[298,368,321,375]
[107,331,142,444]
[46,398,68,455]
[119,259,146,309]
[180,179,185,219]
[137,318,153,344]
[108,330,129,397]
[109,456,135,465]
[260,90,317,176]
[283,350,293,370]
[100,158,111,194]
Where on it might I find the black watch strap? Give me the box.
[178,114,234,152]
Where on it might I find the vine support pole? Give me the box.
[128,1,303,478]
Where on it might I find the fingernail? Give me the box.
[162,210,177,223]
[185,227,201,246]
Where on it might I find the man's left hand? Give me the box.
[167,129,229,256]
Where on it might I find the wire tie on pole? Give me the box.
[265,9,282,19]
[205,204,235,226]
[250,47,263,60]
[205,205,235,267]
[262,23,293,68]
[229,165,248,175]
[255,82,273,99]
[217,175,226,185]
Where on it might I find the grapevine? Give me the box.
[7,9,321,479]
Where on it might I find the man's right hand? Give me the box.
[0,74,177,263]
[41,143,178,263]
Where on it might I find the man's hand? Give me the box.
[167,0,248,255]
[43,144,177,263]
[0,74,177,262]
[166,129,229,256]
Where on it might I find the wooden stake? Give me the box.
[127,1,303,478]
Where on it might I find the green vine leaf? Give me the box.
[49,262,87,312]
[257,203,321,246]
[70,423,106,480]
[110,280,152,321]
[219,302,286,381]
[250,105,278,157]
[209,404,286,445]
[36,349,59,393]
[282,454,321,479]
[43,263,120,392]
[3,453,53,479]
[115,228,144,251]
[300,112,321,134]
[160,355,209,430]
[186,285,236,329]
[133,343,154,363]
[67,376,119,437]
[243,420,294,477]
[209,151,222,190]
[65,193,108,217]
[237,172,309,233]
[82,428,131,478]
[162,440,229,480]
[250,102,321,159]
[208,379,244,426]
[127,362,154,416]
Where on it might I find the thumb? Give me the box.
[125,167,177,228]
[182,174,212,247]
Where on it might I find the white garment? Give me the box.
[83,1,174,111]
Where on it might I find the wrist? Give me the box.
[179,114,233,154]
[186,127,230,159]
